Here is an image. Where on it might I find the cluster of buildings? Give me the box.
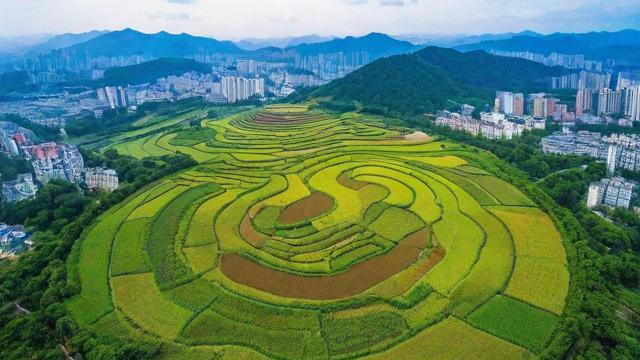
[0,223,32,258]
[541,131,640,210]
[96,72,266,109]
[1,124,119,203]
[551,71,611,90]
[494,91,575,122]
[97,86,129,109]
[490,50,607,72]
[542,131,640,172]
[293,51,371,80]
[575,86,640,121]
[21,142,85,183]
[0,90,111,126]
[587,177,635,209]
[543,131,640,173]
[0,121,36,156]
[434,108,545,140]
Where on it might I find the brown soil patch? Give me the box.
[278,192,334,224]
[252,112,327,126]
[240,214,264,247]
[337,171,369,190]
[219,229,442,300]
[401,228,431,249]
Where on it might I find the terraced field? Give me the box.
[68,104,569,359]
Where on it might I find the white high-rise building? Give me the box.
[624,86,640,121]
[495,91,515,114]
[606,145,619,174]
[221,76,265,103]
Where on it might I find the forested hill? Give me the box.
[308,46,571,118]
[94,57,211,87]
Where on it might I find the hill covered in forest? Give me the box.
[306,46,571,118]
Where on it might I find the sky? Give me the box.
[1,0,640,40]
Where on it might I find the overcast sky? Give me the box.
[1,0,639,39]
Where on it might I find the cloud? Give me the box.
[343,0,418,5]
[380,0,416,5]
[149,12,191,20]
[0,0,637,40]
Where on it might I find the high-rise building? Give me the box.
[495,91,514,114]
[494,91,524,115]
[624,86,640,121]
[594,88,624,115]
[576,89,595,116]
[513,93,524,116]
[606,145,619,174]
[553,104,568,121]
[544,97,557,118]
[220,76,265,103]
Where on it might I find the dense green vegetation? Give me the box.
[301,46,569,118]
[0,153,32,182]
[0,151,196,359]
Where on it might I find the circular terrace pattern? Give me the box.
[69,105,570,359]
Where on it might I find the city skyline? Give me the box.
[1,0,639,40]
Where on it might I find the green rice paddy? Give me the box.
[67,104,569,359]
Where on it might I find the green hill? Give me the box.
[308,46,570,118]
[93,57,211,87]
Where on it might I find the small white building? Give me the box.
[587,177,635,209]
[82,168,119,192]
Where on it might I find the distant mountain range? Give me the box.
[3,29,420,75]
[25,30,110,55]
[2,27,639,92]
[236,34,337,50]
[288,32,418,57]
[393,30,542,47]
[61,28,244,58]
[304,46,569,118]
[456,29,640,65]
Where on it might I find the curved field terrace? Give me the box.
[68,105,569,359]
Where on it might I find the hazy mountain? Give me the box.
[286,32,419,57]
[237,34,336,50]
[394,30,541,47]
[11,29,247,73]
[306,46,569,117]
[27,30,110,55]
[456,29,640,65]
[0,34,55,55]
[62,28,245,57]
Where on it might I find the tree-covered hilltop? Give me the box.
[306,46,570,118]
[93,57,212,88]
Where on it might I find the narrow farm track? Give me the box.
[68,104,569,359]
